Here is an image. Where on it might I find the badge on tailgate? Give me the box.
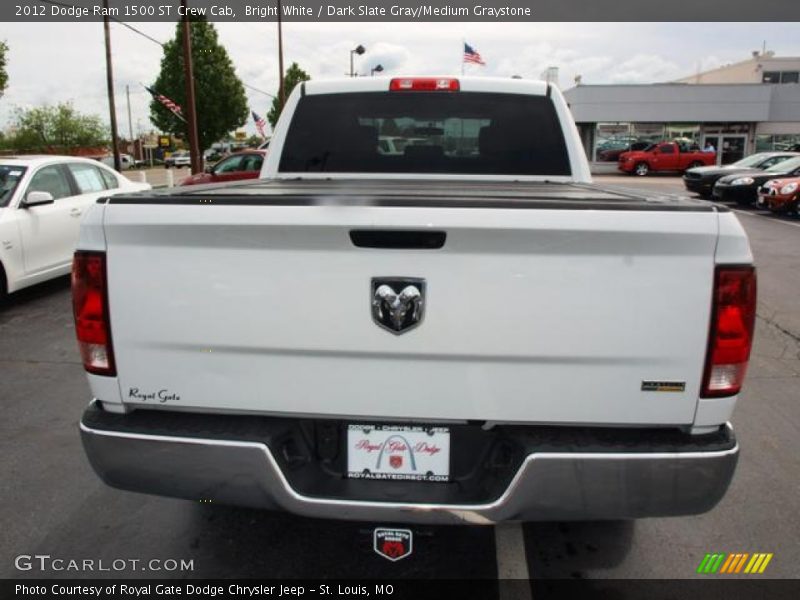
[371,277,425,334]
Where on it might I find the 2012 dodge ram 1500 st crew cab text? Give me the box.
[75,77,755,524]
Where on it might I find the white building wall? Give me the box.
[675,54,800,85]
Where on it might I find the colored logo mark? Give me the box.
[697,552,773,574]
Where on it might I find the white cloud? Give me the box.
[607,54,683,83]
[1,22,799,138]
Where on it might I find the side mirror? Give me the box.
[23,191,55,207]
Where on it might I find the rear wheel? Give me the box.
[634,162,649,176]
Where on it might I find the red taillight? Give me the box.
[72,251,115,376]
[701,266,756,397]
[389,78,460,92]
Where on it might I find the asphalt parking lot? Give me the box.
[1,175,798,587]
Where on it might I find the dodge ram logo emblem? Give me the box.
[371,278,425,334]
[374,528,413,561]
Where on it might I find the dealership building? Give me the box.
[562,52,800,168]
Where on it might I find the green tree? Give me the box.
[267,62,311,127]
[149,18,247,154]
[6,103,108,152]
[0,41,8,99]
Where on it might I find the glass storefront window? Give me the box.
[593,123,706,162]
[594,123,632,162]
[632,123,665,147]
[773,134,800,151]
[666,124,701,150]
[756,135,773,152]
[755,134,800,152]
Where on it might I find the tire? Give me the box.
[688,161,703,169]
[0,263,7,304]
[165,164,171,169]
[634,162,649,176]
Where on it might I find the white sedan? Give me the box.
[0,155,150,299]
[164,151,192,168]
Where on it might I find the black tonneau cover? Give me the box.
[105,179,721,212]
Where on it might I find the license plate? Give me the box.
[346,424,450,482]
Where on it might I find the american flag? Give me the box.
[145,86,185,121]
[463,43,486,66]
[252,111,267,138]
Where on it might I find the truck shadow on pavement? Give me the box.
[524,520,635,578]
[184,504,497,579]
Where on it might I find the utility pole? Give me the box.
[126,85,135,160]
[102,0,121,172]
[181,0,202,174]
[277,0,285,110]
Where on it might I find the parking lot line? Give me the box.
[495,522,532,599]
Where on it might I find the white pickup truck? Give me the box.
[76,77,755,524]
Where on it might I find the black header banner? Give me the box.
[3,0,799,22]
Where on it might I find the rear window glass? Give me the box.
[68,163,107,193]
[99,168,119,190]
[279,92,571,176]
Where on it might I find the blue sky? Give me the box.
[1,21,799,136]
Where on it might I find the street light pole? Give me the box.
[350,44,365,77]
[102,0,121,172]
[181,0,202,174]
[277,0,285,109]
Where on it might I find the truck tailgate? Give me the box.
[102,183,718,425]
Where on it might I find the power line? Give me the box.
[36,1,277,112]
[244,83,276,99]
[37,0,166,46]
[113,20,166,47]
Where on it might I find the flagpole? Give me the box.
[461,39,465,76]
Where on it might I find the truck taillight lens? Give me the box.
[701,266,756,397]
[72,251,116,376]
[389,78,460,91]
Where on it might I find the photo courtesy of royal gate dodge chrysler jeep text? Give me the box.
[74,77,755,524]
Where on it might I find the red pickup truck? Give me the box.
[618,142,716,176]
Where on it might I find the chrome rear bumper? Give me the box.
[80,407,738,525]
